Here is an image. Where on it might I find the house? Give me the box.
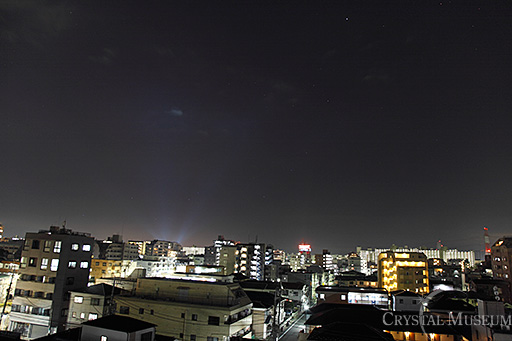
[391,290,422,312]
[67,284,127,329]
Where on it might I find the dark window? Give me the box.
[46,293,53,300]
[208,316,220,325]
[120,306,130,314]
[190,335,196,341]
[399,299,404,304]
[61,309,68,317]
[28,258,37,267]
[207,338,219,341]
[150,309,154,315]
[181,312,185,318]
[191,314,198,321]
[91,298,100,306]
[139,308,144,314]
[66,277,74,285]
[180,333,184,338]
[32,240,40,249]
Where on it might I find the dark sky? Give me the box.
[1,1,511,253]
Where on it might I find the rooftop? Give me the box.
[83,315,156,333]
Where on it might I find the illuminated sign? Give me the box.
[298,244,311,252]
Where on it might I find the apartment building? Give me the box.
[8,226,93,339]
[378,251,429,294]
[114,277,252,340]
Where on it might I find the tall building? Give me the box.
[205,236,236,266]
[314,249,334,271]
[235,243,266,280]
[491,237,512,281]
[377,251,429,294]
[97,235,139,260]
[8,226,94,339]
[218,246,237,275]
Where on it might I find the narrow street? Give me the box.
[277,313,308,341]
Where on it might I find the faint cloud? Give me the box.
[89,48,116,65]
[165,108,184,116]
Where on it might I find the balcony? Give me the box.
[224,310,252,324]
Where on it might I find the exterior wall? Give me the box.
[251,307,271,340]
[90,259,124,281]
[114,296,252,340]
[392,295,421,311]
[81,325,127,341]
[491,239,512,281]
[9,228,93,338]
[67,292,107,329]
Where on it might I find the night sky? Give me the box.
[1,1,512,253]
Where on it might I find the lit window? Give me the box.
[80,312,86,319]
[71,243,79,251]
[40,258,49,270]
[74,296,83,303]
[82,244,91,252]
[80,261,88,269]
[50,259,59,271]
[54,241,62,253]
[44,240,51,252]
[68,261,77,269]
[88,313,98,320]
[100,336,108,341]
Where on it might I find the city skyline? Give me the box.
[1,1,512,253]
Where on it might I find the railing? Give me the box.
[224,310,252,324]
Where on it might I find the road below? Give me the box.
[278,313,308,341]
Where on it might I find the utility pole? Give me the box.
[108,276,116,315]
[1,270,15,315]
[272,286,281,341]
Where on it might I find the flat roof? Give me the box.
[83,315,155,333]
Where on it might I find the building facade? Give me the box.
[8,226,93,339]
[491,237,512,281]
[377,251,429,294]
[114,277,253,340]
